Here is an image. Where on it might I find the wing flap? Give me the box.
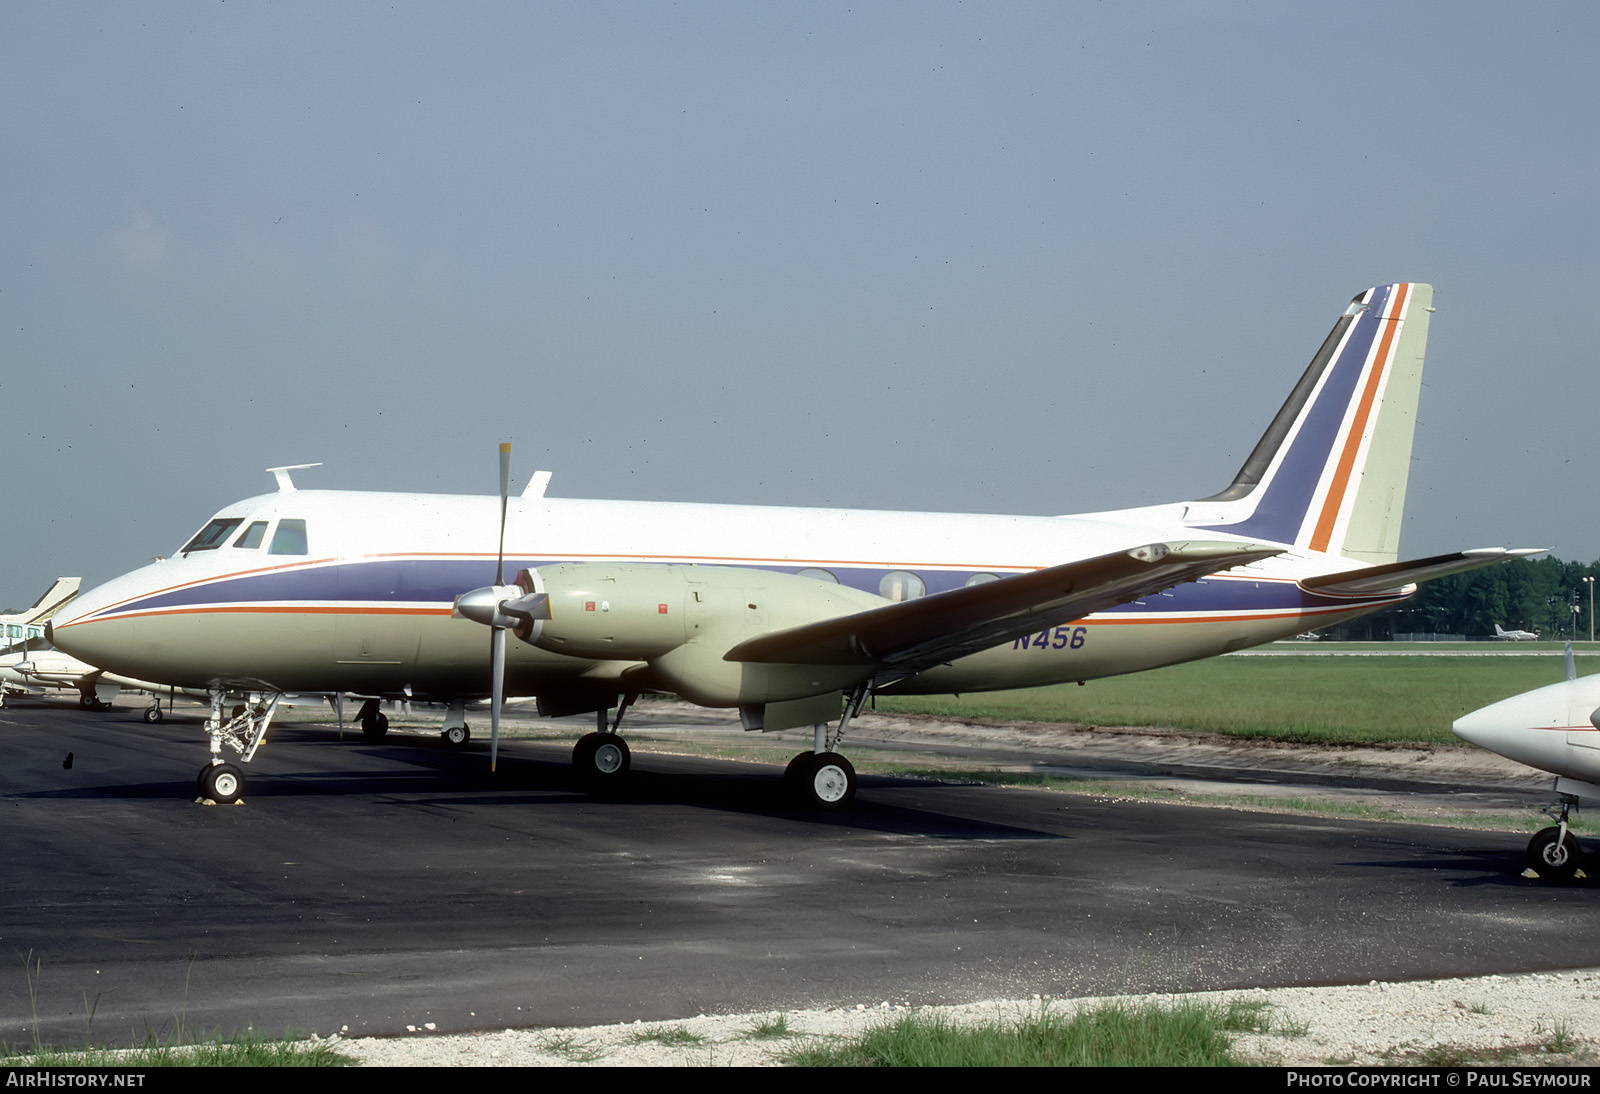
[1301,547,1546,596]
[724,540,1281,674]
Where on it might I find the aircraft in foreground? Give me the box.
[50,282,1538,808]
[1453,646,1600,879]
[1494,624,1540,641]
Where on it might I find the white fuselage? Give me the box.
[1454,674,1600,799]
[50,487,1401,702]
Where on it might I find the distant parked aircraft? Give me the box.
[1494,624,1540,641]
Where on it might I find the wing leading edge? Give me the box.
[723,540,1282,677]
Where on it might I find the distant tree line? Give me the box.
[1326,556,1600,641]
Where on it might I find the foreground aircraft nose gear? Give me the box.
[195,689,282,804]
[1528,795,1584,880]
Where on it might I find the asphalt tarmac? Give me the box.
[3,700,1596,1049]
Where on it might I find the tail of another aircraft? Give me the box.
[1184,283,1431,563]
[1,577,81,626]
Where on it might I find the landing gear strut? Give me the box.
[440,700,471,747]
[194,689,281,805]
[1528,794,1584,879]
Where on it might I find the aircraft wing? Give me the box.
[1300,547,1545,596]
[724,540,1281,677]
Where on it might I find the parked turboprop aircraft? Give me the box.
[50,283,1538,808]
[1494,623,1540,641]
[0,645,193,717]
[1453,646,1600,879]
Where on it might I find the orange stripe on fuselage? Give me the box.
[1308,282,1409,553]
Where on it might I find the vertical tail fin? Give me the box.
[1,577,81,626]
[1187,283,1431,563]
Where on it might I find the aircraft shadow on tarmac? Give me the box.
[16,714,1064,842]
[1344,847,1600,889]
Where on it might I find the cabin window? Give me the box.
[879,571,926,602]
[181,518,243,555]
[965,573,999,586]
[233,521,268,550]
[795,567,839,584]
[269,519,308,555]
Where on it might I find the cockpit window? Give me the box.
[182,518,243,555]
[233,521,268,550]
[268,519,308,555]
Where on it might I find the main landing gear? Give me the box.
[356,698,389,741]
[572,695,635,785]
[561,688,866,809]
[1527,794,1585,880]
[194,689,281,805]
[783,686,867,811]
[439,700,472,748]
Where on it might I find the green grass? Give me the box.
[7,1031,354,1067]
[746,1014,793,1040]
[628,1024,705,1046]
[538,1032,607,1062]
[878,654,1600,745]
[782,1001,1261,1067]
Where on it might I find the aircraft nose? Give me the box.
[1451,707,1513,751]
[1451,683,1576,773]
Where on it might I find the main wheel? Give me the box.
[783,751,816,797]
[361,711,389,741]
[200,762,245,805]
[79,693,96,708]
[143,706,164,724]
[441,723,471,747]
[573,732,631,782]
[790,752,857,810]
[1527,826,1582,879]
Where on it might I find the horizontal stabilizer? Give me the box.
[1300,547,1545,596]
[725,540,1281,676]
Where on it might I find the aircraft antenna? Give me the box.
[265,463,323,493]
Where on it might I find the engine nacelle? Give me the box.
[516,563,887,707]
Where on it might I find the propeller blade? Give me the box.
[490,625,505,772]
[496,442,511,586]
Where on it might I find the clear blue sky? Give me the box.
[3,2,1596,610]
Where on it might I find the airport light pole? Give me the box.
[1586,576,1595,644]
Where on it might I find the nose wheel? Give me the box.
[197,762,245,805]
[1527,826,1583,879]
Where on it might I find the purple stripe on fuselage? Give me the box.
[92,558,1396,620]
[1198,285,1392,543]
